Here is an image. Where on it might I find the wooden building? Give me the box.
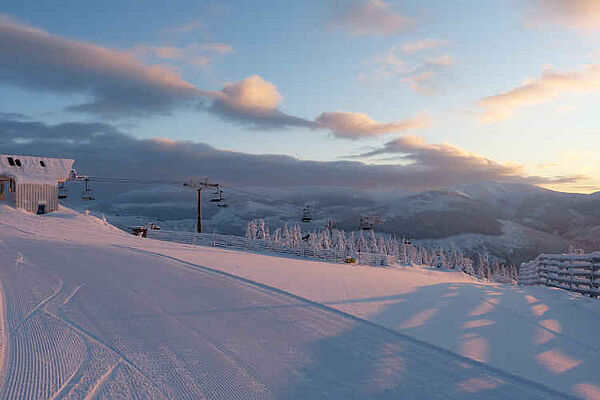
[0,154,75,213]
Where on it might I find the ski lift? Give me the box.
[81,178,95,202]
[326,218,338,232]
[301,205,312,223]
[210,189,224,203]
[211,188,228,207]
[58,182,68,199]
[360,216,381,231]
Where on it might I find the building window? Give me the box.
[40,160,46,167]
[7,157,15,166]
[14,159,21,167]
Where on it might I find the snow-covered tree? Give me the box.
[244,219,520,281]
[245,219,271,241]
[332,230,347,253]
[245,220,258,239]
[271,227,282,243]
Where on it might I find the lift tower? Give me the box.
[183,178,221,233]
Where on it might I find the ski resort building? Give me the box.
[0,154,75,214]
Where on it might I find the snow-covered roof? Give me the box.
[0,154,75,184]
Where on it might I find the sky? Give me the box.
[1,0,600,193]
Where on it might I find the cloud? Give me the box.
[171,21,204,33]
[205,75,282,112]
[372,51,410,74]
[402,55,454,93]
[0,16,420,136]
[315,112,430,139]
[0,17,309,128]
[353,135,585,186]
[366,44,454,92]
[402,71,436,93]
[478,64,600,123]
[328,0,415,37]
[0,116,583,191]
[0,15,200,116]
[134,42,235,68]
[200,76,414,133]
[200,75,316,129]
[134,45,185,60]
[425,55,453,66]
[401,38,447,53]
[197,43,235,54]
[0,111,31,121]
[531,0,600,30]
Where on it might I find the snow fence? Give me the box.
[519,252,600,297]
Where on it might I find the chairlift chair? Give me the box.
[360,216,381,231]
[81,178,95,202]
[210,189,224,203]
[217,191,228,208]
[301,205,312,223]
[359,217,373,231]
[211,188,228,207]
[58,182,68,199]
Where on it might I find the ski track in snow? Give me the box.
[83,361,121,400]
[0,206,596,399]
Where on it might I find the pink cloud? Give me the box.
[479,64,600,123]
[402,38,448,53]
[366,44,454,93]
[329,0,415,37]
[315,112,430,139]
[532,0,600,30]
[203,75,282,113]
[134,45,185,60]
[197,43,235,54]
[0,15,426,137]
[133,42,235,68]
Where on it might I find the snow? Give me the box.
[0,205,599,398]
[0,154,74,184]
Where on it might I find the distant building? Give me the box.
[0,154,75,214]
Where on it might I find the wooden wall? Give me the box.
[15,184,59,213]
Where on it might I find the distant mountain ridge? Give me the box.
[66,181,600,264]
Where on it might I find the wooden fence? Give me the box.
[518,252,600,297]
[517,261,540,286]
[147,229,395,267]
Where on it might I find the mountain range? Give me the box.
[65,181,600,265]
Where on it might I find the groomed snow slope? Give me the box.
[0,206,598,399]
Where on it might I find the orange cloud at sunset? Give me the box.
[315,112,430,139]
[533,0,600,30]
[479,64,600,123]
[203,75,282,114]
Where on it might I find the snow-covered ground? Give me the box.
[0,205,599,399]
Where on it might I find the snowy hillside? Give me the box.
[1,205,599,398]
[64,181,600,265]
